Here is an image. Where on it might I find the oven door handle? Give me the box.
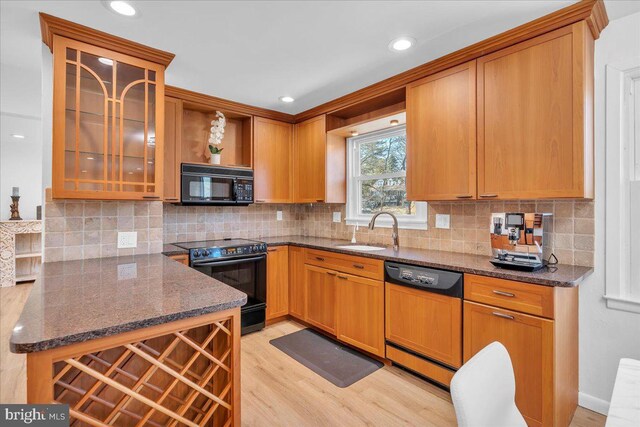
[191,255,266,267]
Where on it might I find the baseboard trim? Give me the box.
[579,392,610,415]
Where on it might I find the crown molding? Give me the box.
[165,86,296,123]
[293,0,608,123]
[39,13,175,67]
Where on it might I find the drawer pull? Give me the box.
[255,199,266,203]
[267,248,277,252]
[337,275,348,280]
[492,312,515,320]
[456,194,473,199]
[492,290,515,297]
[326,271,336,276]
[353,263,365,269]
[142,195,160,199]
[479,194,498,198]
[315,256,325,261]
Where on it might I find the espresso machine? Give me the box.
[489,212,553,271]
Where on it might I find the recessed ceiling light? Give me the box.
[11,134,25,139]
[87,156,95,160]
[279,96,295,103]
[81,170,88,173]
[350,131,359,137]
[98,57,113,66]
[390,119,399,126]
[136,167,142,170]
[147,161,154,164]
[128,171,134,175]
[109,1,137,16]
[389,36,416,52]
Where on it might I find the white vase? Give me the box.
[210,153,221,165]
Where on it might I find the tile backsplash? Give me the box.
[43,187,594,267]
[43,190,163,262]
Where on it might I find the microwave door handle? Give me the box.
[192,255,266,267]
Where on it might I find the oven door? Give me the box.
[191,255,267,334]
[181,173,236,204]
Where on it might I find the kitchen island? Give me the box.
[10,253,246,427]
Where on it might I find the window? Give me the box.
[346,125,427,229]
[604,61,640,313]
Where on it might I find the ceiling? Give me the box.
[2,1,640,116]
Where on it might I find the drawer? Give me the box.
[305,249,384,280]
[386,345,455,387]
[464,274,555,318]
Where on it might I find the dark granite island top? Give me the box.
[10,253,247,353]
[257,236,593,287]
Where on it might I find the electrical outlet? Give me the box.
[117,231,137,249]
[333,212,342,223]
[435,214,450,229]
[117,263,138,280]
[276,210,283,221]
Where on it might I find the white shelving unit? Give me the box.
[0,220,43,287]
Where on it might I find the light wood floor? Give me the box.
[0,284,606,426]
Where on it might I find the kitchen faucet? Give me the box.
[368,211,399,251]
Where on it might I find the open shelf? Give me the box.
[15,252,43,259]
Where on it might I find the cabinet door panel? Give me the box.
[293,115,326,202]
[386,284,462,367]
[477,24,591,199]
[406,61,476,201]
[53,36,164,200]
[288,246,306,320]
[463,301,553,427]
[163,97,182,202]
[304,264,336,334]
[266,246,289,319]
[336,274,384,356]
[254,117,293,203]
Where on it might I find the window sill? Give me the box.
[345,218,428,231]
[603,294,640,314]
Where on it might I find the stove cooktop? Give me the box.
[174,238,265,250]
[174,238,268,261]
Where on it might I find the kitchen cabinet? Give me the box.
[477,22,594,199]
[266,246,289,320]
[254,117,293,203]
[168,253,188,265]
[288,246,306,320]
[336,273,385,357]
[304,264,337,334]
[293,115,346,203]
[163,96,182,202]
[406,60,477,201]
[463,274,578,427]
[51,36,165,200]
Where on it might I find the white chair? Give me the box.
[450,341,527,427]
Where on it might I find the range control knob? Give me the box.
[193,249,201,258]
[202,249,210,257]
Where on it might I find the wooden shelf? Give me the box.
[15,253,42,259]
[16,274,38,283]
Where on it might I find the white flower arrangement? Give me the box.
[208,111,226,155]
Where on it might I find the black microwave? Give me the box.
[181,164,253,205]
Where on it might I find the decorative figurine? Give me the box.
[10,196,22,220]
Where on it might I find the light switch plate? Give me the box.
[435,214,451,229]
[276,211,283,221]
[333,212,341,223]
[117,231,137,249]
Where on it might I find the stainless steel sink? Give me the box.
[335,245,386,251]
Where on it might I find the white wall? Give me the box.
[579,11,640,414]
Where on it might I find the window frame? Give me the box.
[604,61,640,314]
[345,125,427,230]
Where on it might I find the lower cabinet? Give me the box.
[304,264,337,334]
[336,273,385,357]
[266,246,289,320]
[288,246,306,320]
[168,254,189,265]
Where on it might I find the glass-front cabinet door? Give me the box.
[52,36,164,200]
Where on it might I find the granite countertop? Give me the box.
[163,236,592,288]
[10,254,247,354]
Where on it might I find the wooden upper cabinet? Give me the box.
[51,36,165,200]
[253,117,293,203]
[293,115,327,203]
[163,97,182,202]
[477,22,594,200]
[406,61,477,201]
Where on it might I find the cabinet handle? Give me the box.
[456,195,473,199]
[479,194,498,198]
[315,256,325,261]
[492,311,515,320]
[164,197,180,202]
[353,264,364,269]
[267,248,277,252]
[256,200,266,203]
[143,195,160,199]
[327,271,336,276]
[316,199,323,202]
[337,275,348,280]
[492,290,515,297]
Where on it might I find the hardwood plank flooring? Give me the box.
[0,284,605,426]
